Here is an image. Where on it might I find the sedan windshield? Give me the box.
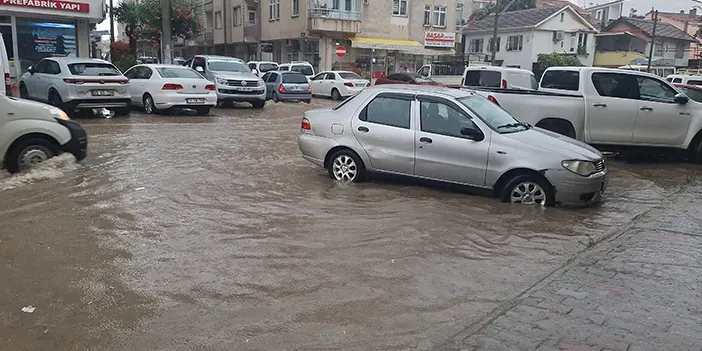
[208,60,250,72]
[678,87,702,103]
[458,96,528,133]
[339,72,362,80]
[291,65,314,76]
[259,63,278,72]
[156,67,203,79]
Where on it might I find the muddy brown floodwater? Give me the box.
[1,99,701,351]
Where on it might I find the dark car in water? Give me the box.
[262,71,312,103]
[374,73,446,87]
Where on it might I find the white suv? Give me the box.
[278,61,315,81]
[19,57,131,115]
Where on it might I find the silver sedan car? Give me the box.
[297,85,607,206]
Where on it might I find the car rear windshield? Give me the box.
[540,70,580,91]
[259,63,278,72]
[282,73,308,83]
[464,70,501,87]
[291,65,313,76]
[68,62,121,76]
[339,72,362,80]
[156,67,203,79]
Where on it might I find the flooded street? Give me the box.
[1,99,701,350]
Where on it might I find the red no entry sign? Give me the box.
[335,46,346,57]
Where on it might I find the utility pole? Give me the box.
[162,0,172,64]
[647,9,658,72]
[490,0,517,65]
[109,0,114,43]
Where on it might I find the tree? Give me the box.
[471,0,536,21]
[138,0,203,48]
[534,53,584,78]
[111,2,141,55]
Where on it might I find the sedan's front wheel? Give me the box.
[143,94,157,114]
[327,149,365,183]
[501,174,555,206]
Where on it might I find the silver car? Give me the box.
[188,55,266,108]
[19,57,131,115]
[297,85,607,206]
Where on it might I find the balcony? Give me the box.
[244,20,260,42]
[308,0,362,34]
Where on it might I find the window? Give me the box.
[678,87,702,102]
[420,100,477,138]
[433,6,446,27]
[266,72,279,82]
[124,67,138,79]
[463,70,501,87]
[361,95,412,128]
[292,0,299,16]
[215,11,222,28]
[458,96,527,133]
[339,72,362,79]
[424,5,431,26]
[324,73,336,80]
[687,80,702,85]
[417,66,430,76]
[577,32,588,53]
[269,0,280,20]
[673,77,683,83]
[156,67,202,79]
[488,37,500,52]
[456,3,465,30]
[469,38,484,53]
[68,62,121,76]
[261,72,271,81]
[595,9,602,20]
[233,6,241,26]
[282,73,308,83]
[541,70,580,91]
[560,12,564,22]
[258,63,278,72]
[637,76,677,103]
[506,35,523,51]
[291,65,314,76]
[193,57,206,71]
[675,43,684,59]
[248,10,256,23]
[570,33,576,52]
[591,72,637,99]
[45,60,61,75]
[311,73,325,80]
[392,0,408,16]
[248,63,257,69]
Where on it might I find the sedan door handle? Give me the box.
[419,137,433,143]
[357,126,369,132]
[639,106,653,111]
[592,103,607,107]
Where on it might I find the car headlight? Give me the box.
[257,80,265,87]
[216,77,227,85]
[561,160,598,176]
[48,106,70,120]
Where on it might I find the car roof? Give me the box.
[365,85,477,98]
[48,57,112,64]
[140,64,194,69]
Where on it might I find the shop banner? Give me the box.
[1,0,90,13]
[424,31,456,48]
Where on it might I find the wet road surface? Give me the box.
[1,100,701,350]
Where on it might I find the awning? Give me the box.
[348,37,423,51]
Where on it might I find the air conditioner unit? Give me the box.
[554,31,564,41]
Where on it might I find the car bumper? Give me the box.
[278,92,312,101]
[56,119,87,161]
[341,86,366,96]
[544,169,607,206]
[63,98,132,111]
[154,92,217,110]
[216,87,266,101]
[298,133,339,167]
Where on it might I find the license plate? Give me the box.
[236,87,254,92]
[186,98,206,104]
[91,90,113,96]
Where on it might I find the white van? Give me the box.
[462,66,538,90]
[0,33,12,96]
[665,74,702,86]
[278,61,315,80]
[247,61,279,77]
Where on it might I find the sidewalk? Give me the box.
[443,181,702,351]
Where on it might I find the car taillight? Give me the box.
[366,82,370,87]
[487,95,500,106]
[279,83,286,92]
[307,86,312,93]
[501,79,507,88]
[205,84,216,90]
[301,117,311,130]
[5,73,11,96]
[162,83,183,90]
[63,78,85,84]
[343,82,354,87]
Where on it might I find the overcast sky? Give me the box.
[570,0,699,14]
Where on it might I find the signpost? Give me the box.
[335,45,346,57]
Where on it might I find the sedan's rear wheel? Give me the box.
[327,149,365,183]
[688,135,702,164]
[331,88,342,100]
[48,90,63,108]
[143,94,157,114]
[501,174,555,206]
[272,91,280,102]
[19,83,28,98]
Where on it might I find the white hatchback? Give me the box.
[310,71,370,100]
[124,64,217,115]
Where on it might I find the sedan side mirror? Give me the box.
[461,127,484,141]
[195,66,204,72]
[27,66,34,74]
[674,93,689,104]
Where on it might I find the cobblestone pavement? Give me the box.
[443,180,702,351]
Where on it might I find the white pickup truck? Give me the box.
[470,66,702,162]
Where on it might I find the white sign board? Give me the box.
[424,31,456,48]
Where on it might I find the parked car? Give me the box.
[278,61,315,81]
[124,64,217,115]
[310,71,369,100]
[674,83,702,103]
[1,93,87,173]
[247,61,279,77]
[469,66,702,163]
[375,73,445,87]
[173,57,187,66]
[416,62,465,87]
[297,85,607,206]
[666,74,702,86]
[19,57,131,115]
[187,55,266,108]
[262,71,311,103]
[0,33,11,96]
[462,66,538,90]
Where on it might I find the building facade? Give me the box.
[462,6,597,70]
[0,0,106,83]
[584,0,623,28]
[645,9,702,65]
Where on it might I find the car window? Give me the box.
[530,75,538,90]
[279,65,290,71]
[324,73,335,80]
[261,72,271,81]
[124,67,138,79]
[687,79,702,85]
[311,73,325,81]
[33,60,48,73]
[68,62,121,76]
[248,63,257,69]
[673,77,683,83]
[361,95,411,129]
[282,73,308,83]
[45,60,61,75]
[420,100,478,138]
[339,72,362,80]
[637,76,677,103]
[464,70,501,87]
[139,66,153,79]
[193,57,206,70]
[183,58,192,67]
[591,72,639,99]
[417,66,429,76]
[386,74,402,81]
[666,77,673,82]
[259,63,278,72]
[458,95,527,133]
[291,65,313,76]
[156,67,203,79]
[679,87,702,102]
[267,72,279,82]
[541,70,579,91]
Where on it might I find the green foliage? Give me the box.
[534,53,584,78]
[114,55,137,73]
[472,0,537,21]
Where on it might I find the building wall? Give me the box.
[261,0,308,41]
[647,14,701,60]
[464,31,535,69]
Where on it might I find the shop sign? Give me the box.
[1,0,90,13]
[424,31,455,48]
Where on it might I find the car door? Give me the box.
[586,72,640,144]
[633,75,691,146]
[40,60,61,100]
[124,66,142,105]
[351,92,415,174]
[310,72,325,95]
[265,72,279,98]
[413,95,490,186]
[27,60,48,100]
[260,72,271,97]
[320,72,335,96]
[139,66,158,102]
